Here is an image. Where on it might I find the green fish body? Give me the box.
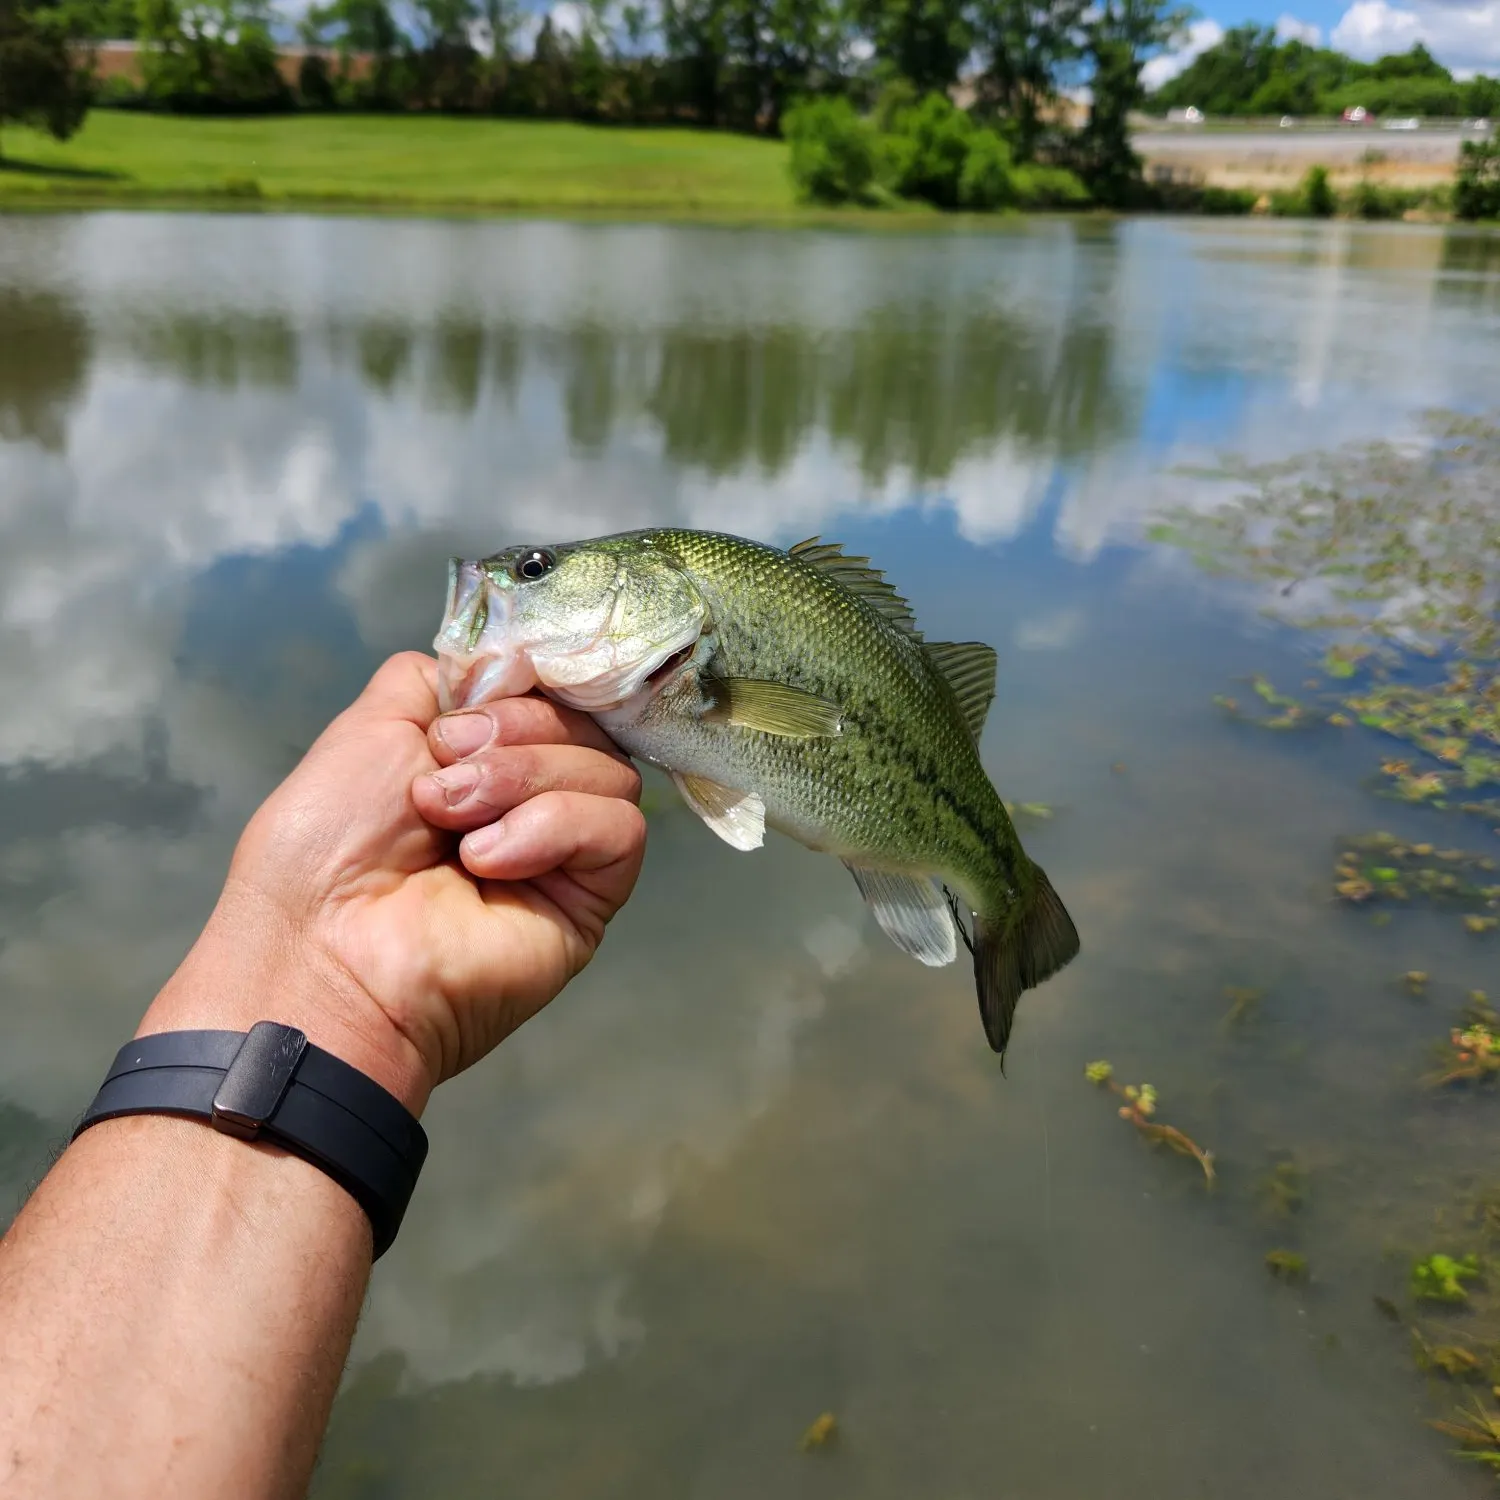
[433,528,1079,1058]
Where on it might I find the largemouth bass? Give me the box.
[433,529,1079,1058]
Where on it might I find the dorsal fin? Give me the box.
[923,641,998,739]
[787,536,923,639]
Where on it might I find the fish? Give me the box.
[433,528,1080,1059]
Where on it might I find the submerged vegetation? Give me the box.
[1084,1061,1216,1185]
[1148,412,1500,1483]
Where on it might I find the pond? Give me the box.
[2,210,1500,1499]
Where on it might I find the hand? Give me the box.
[141,653,645,1113]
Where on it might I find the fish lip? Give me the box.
[433,559,524,711]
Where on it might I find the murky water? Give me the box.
[3,211,1500,1499]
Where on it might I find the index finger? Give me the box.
[428,694,630,767]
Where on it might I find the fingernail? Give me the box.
[436,713,492,758]
[430,763,482,807]
[463,821,505,859]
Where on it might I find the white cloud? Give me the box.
[1142,19,1224,92]
[1331,0,1500,74]
[1274,13,1324,45]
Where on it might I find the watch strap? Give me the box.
[72,1023,428,1258]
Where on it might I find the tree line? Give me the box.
[2,0,1498,217]
[1150,29,1499,120]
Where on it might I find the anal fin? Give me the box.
[843,863,957,966]
[672,772,766,851]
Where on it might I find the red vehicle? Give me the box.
[1342,105,1373,125]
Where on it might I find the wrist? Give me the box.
[140,904,435,1118]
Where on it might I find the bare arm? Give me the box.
[0,654,644,1500]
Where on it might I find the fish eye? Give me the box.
[514,548,556,582]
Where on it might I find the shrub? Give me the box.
[958,129,1016,210]
[1454,133,1500,222]
[883,92,973,209]
[1198,186,1257,215]
[783,96,876,205]
[1301,165,1336,218]
[1011,163,1090,209]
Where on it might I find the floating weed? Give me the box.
[1466,915,1499,935]
[1414,1254,1483,1305]
[1425,1010,1500,1090]
[1083,1062,1215,1186]
[1152,415,1500,831]
[1258,1156,1309,1219]
[1332,833,1500,912]
[799,1413,838,1452]
[1430,1398,1500,1474]
[1404,971,1430,997]
[1265,1249,1308,1282]
[1414,1331,1489,1382]
[1222,986,1263,1028]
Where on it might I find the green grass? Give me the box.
[0,111,832,218]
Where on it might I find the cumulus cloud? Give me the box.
[1142,19,1224,92]
[1331,0,1500,74]
[1274,13,1324,44]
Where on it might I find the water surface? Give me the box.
[3,211,1500,1498]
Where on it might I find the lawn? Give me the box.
[0,111,811,217]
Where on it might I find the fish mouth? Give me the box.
[433,558,533,712]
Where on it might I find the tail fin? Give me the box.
[973,864,1080,1062]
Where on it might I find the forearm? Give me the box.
[0,911,433,1500]
[0,1116,370,1500]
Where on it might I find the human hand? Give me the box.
[141,652,645,1113]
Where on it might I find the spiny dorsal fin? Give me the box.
[788,536,923,640]
[923,641,998,740]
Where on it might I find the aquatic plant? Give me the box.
[799,1413,838,1451]
[1413,1331,1488,1381]
[1084,1062,1215,1185]
[1258,1157,1308,1219]
[1425,995,1500,1088]
[1431,1399,1500,1475]
[1152,414,1500,835]
[1413,1254,1482,1304]
[1222,987,1263,1028]
[1331,833,1500,914]
[1265,1249,1308,1282]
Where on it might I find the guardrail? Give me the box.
[1132,114,1493,133]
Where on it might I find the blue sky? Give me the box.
[1144,0,1500,84]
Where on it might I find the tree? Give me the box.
[1079,0,1189,204]
[0,0,90,158]
[969,0,1086,157]
[854,0,971,97]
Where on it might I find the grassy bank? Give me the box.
[0,112,823,218]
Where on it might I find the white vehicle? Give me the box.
[1279,115,1297,128]
[1383,117,1420,131]
[1166,106,1205,125]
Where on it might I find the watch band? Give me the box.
[72,1023,429,1258]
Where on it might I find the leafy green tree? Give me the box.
[1079,0,1189,204]
[661,0,727,123]
[134,0,292,111]
[1454,131,1500,222]
[969,0,1086,157]
[854,0,971,97]
[0,0,90,157]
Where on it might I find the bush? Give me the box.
[1454,133,1500,222]
[783,96,876,205]
[1348,178,1422,219]
[883,92,973,209]
[1301,165,1336,218]
[1011,163,1090,209]
[957,130,1016,210]
[1198,186,1257,215]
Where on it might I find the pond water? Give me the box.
[3,210,1500,1499]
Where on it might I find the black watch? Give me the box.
[72,1022,428,1258]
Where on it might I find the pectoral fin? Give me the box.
[704,678,842,738]
[672,772,766,851]
[842,863,958,966]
